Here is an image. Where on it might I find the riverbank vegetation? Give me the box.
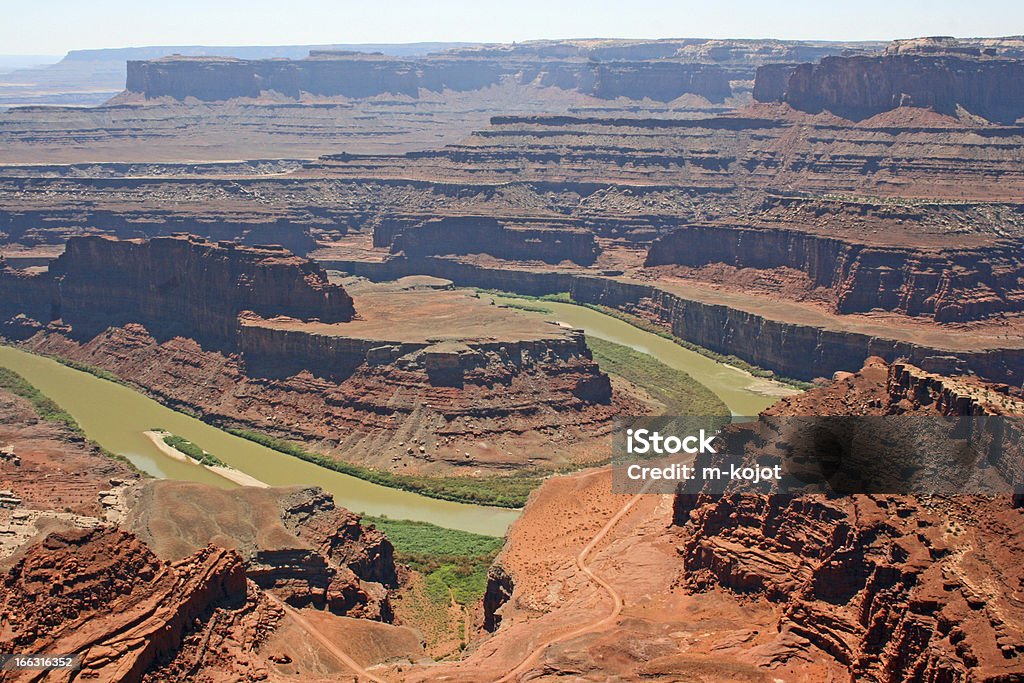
[0,366,140,470]
[482,289,812,389]
[224,427,540,508]
[366,514,503,657]
[587,336,729,415]
[366,515,503,603]
[157,431,228,467]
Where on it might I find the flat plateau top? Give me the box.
[244,281,570,344]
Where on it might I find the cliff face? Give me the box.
[237,319,609,395]
[125,52,734,103]
[25,321,619,474]
[0,258,55,331]
[128,482,397,621]
[751,63,798,102]
[645,225,1024,322]
[573,276,1024,384]
[677,493,1024,681]
[759,53,1024,122]
[2,236,623,475]
[33,234,354,347]
[387,216,600,266]
[125,55,422,100]
[672,360,1024,681]
[0,527,248,681]
[334,256,1024,386]
[540,61,732,102]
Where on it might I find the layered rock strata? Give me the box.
[754,38,1024,122]
[125,50,733,103]
[2,234,353,348]
[388,216,599,266]
[0,527,248,682]
[1,236,620,473]
[645,224,1024,322]
[128,482,397,621]
[673,359,1024,681]
[23,319,618,473]
[331,255,1024,386]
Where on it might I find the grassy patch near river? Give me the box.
[224,428,542,508]
[587,335,730,416]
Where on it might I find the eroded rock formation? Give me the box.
[128,482,397,621]
[335,255,1024,386]
[645,224,1024,322]
[0,236,622,475]
[388,216,599,266]
[754,38,1024,122]
[125,50,734,103]
[0,527,248,681]
[3,234,353,348]
[673,359,1024,681]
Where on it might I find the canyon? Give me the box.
[440,358,1023,682]
[0,368,421,682]
[118,38,898,105]
[0,235,628,478]
[5,104,1024,386]
[1,31,1023,682]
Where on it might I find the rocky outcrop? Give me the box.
[388,216,599,266]
[281,487,397,587]
[124,49,734,103]
[672,360,1024,682]
[677,493,1024,681]
[25,321,620,474]
[645,224,1024,321]
[751,63,798,102]
[0,527,247,681]
[757,49,1024,122]
[535,61,731,102]
[125,54,423,100]
[482,561,514,632]
[2,236,623,475]
[887,360,1023,415]
[0,258,56,332]
[1,234,354,348]
[331,255,1024,386]
[128,482,397,621]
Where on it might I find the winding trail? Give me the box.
[494,474,652,683]
[264,594,385,683]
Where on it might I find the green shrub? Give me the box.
[365,515,503,606]
[587,336,729,415]
[0,367,80,430]
[224,427,541,508]
[161,433,227,467]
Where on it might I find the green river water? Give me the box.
[0,299,792,537]
[489,296,793,417]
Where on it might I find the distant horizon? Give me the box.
[2,0,1023,56]
[4,34,1024,61]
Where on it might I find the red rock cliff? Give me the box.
[672,360,1024,681]
[645,224,1024,322]
[45,234,354,347]
[762,52,1024,123]
[0,527,247,682]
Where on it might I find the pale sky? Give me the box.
[2,0,1022,55]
